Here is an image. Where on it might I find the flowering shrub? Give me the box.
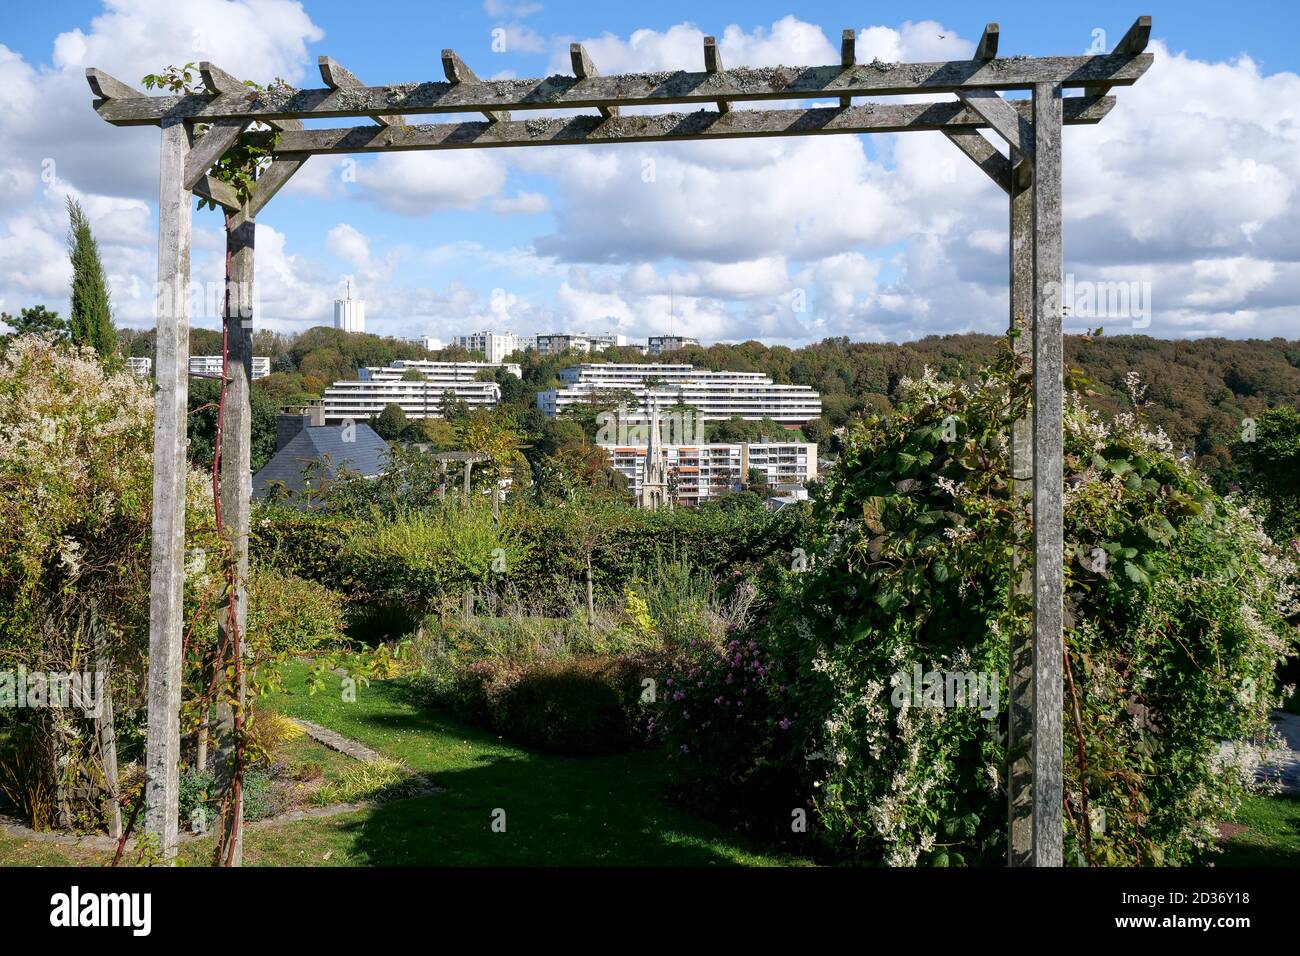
[0,335,155,648]
[653,620,810,835]
[663,349,1297,865]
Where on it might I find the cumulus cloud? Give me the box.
[2,8,1298,346]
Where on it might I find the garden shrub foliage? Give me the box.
[661,350,1296,865]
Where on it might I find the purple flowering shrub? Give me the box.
[652,573,814,836]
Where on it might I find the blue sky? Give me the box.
[1,0,1297,345]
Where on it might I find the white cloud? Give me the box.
[356,152,508,215]
[492,191,550,215]
[326,223,370,269]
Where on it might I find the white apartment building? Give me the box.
[319,359,518,423]
[647,335,700,356]
[600,440,817,507]
[538,363,822,425]
[535,333,626,356]
[189,355,272,380]
[452,330,533,363]
[407,336,445,351]
[126,356,152,376]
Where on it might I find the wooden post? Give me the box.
[1030,82,1065,867]
[93,603,122,839]
[214,214,254,866]
[1007,149,1035,866]
[145,114,192,861]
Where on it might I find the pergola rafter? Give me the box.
[85,15,1154,869]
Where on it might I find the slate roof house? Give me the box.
[253,408,390,505]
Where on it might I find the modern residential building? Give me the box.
[188,355,272,379]
[535,332,626,356]
[407,335,445,352]
[647,335,700,356]
[333,285,365,333]
[601,438,817,508]
[539,363,822,425]
[125,356,152,376]
[452,330,534,362]
[318,359,519,423]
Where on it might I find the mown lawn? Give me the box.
[242,662,810,866]
[1217,793,1300,866]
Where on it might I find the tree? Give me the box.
[373,403,409,441]
[746,467,770,499]
[66,198,116,361]
[2,305,67,342]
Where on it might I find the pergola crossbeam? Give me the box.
[267,96,1114,155]
[85,67,141,101]
[975,23,1000,60]
[703,37,730,114]
[1086,16,1153,98]
[570,43,617,121]
[442,50,509,122]
[319,56,404,126]
[839,30,856,108]
[90,51,1153,126]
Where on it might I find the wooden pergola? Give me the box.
[86,16,1152,866]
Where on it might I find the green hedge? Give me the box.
[252,501,806,615]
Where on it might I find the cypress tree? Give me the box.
[66,197,117,361]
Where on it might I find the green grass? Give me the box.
[1217,793,1300,866]
[242,661,812,866]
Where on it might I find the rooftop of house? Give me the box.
[252,423,389,503]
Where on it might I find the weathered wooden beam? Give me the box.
[319,56,404,126]
[145,115,192,862]
[1086,16,1153,98]
[1030,81,1065,868]
[192,174,241,211]
[268,96,1114,155]
[703,37,730,114]
[89,52,1153,126]
[229,157,309,228]
[1006,144,1034,867]
[942,128,1011,193]
[200,62,300,132]
[840,29,856,108]
[975,23,1000,60]
[199,61,242,96]
[214,216,255,867]
[1114,14,1153,55]
[442,50,509,122]
[571,43,617,121]
[184,119,249,189]
[85,67,141,101]
[957,89,1032,156]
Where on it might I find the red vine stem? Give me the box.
[1062,641,1094,865]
